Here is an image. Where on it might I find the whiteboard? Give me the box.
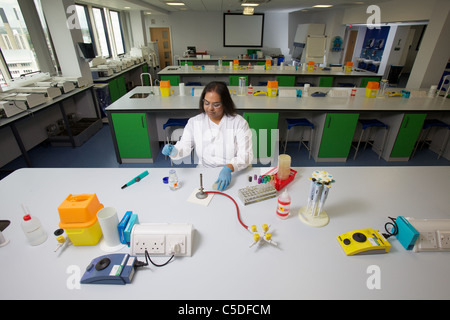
[223,13,264,47]
[305,35,327,63]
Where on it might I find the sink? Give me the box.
[0,220,10,232]
[130,93,150,99]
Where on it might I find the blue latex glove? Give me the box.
[215,166,232,191]
[162,144,177,156]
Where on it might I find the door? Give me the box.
[150,27,172,68]
[344,30,358,64]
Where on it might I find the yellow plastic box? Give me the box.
[160,80,171,97]
[58,193,104,246]
[267,81,278,97]
[63,219,102,246]
[365,81,379,98]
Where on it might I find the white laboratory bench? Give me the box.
[158,65,381,87]
[1,166,450,300]
[104,85,450,164]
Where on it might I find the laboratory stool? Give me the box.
[411,119,450,159]
[283,118,315,159]
[163,118,189,165]
[353,119,389,160]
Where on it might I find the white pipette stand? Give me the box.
[298,207,329,228]
[298,171,334,228]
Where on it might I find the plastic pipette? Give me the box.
[317,184,331,216]
[121,170,149,189]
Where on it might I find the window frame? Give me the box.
[109,9,125,56]
[91,6,111,59]
[75,4,98,56]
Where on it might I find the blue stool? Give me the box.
[353,119,388,160]
[163,118,189,164]
[284,118,315,159]
[412,119,450,159]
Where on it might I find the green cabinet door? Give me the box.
[109,76,127,102]
[160,75,180,86]
[142,64,150,86]
[276,76,295,87]
[390,113,426,158]
[318,113,359,158]
[111,113,152,159]
[244,112,279,159]
[319,76,333,87]
[229,75,248,86]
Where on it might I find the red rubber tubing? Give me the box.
[205,191,248,230]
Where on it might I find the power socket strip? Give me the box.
[130,223,193,257]
[406,218,450,252]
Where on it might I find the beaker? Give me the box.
[238,77,246,96]
[378,79,388,97]
[278,154,291,181]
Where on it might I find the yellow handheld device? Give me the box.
[337,228,391,256]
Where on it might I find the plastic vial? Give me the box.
[351,87,357,97]
[276,189,291,220]
[248,83,253,95]
[21,214,47,246]
[168,169,179,191]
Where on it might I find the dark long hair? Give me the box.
[199,81,236,116]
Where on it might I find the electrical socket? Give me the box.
[437,231,450,249]
[417,232,438,251]
[130,223,193,257]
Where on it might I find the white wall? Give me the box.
[145,11,289,64]
[288,9,347,66]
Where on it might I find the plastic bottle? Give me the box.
[351,87,357,97]
[248,83,253,95]
[168,169,179,191]
[276,189,291,219]
[21,214,47,245]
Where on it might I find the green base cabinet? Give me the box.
[244,112,279,160]
[109,76,127,103]
[111,113,152,159]
[318,113,359,158]
[390,113,426,158]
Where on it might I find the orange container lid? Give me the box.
[160,80,171,88]
[59,215,100,229]
[308,61,315,65]
[265,60,272,64]
[58,193,103,224]
[366,81,380,89]
[267,81,278,88]
[233,59,239,64]
[346,61,353,66]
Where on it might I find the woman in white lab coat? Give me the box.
[162,81,253,191]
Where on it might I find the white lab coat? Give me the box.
[171,113,253,171]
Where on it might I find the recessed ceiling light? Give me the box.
[166,2,185,5]
[241,3,260,6]
[243,7,255,15]
[313,5,334,8]
[124,6,130,9]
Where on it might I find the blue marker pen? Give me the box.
[121,170,149,189]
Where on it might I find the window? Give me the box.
[0,0,40,84]
[109,10,125,56]
[75,5,94,45]
[92,7,110,58]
